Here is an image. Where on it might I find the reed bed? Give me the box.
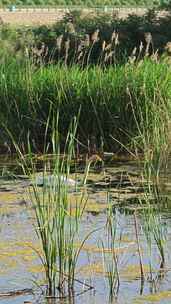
[122,52,170,288]
[1,57,171,153]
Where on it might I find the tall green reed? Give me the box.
[141,196,167,271]
[125,59,170,277]
[7,112,93,297]
[127,59,171,179]
[102,192,120,302]
[108,58,171,288]
[1,57,171,154]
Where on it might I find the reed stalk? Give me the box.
[102,192,120,301]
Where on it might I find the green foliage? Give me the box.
[0,0,166,7]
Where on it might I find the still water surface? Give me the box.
[0,155,171,304]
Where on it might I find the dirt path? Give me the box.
[0,7,169,26]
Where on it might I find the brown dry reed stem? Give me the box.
[165,41,171,55]
[56,35,63,52]
[144,32,153,56]
[86,29,99,66]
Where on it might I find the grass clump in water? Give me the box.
[10,114,94,298]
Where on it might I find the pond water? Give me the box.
[0,155,171,304]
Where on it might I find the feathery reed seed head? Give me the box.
[91,29,100,43]
[102,40,106,51]
[165,42,171,55]
[56,35,63,52]
[111,30,116,42]
[144,32,153,44]
[84,34,90,47]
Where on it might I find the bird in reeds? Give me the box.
[34,154,102,188]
